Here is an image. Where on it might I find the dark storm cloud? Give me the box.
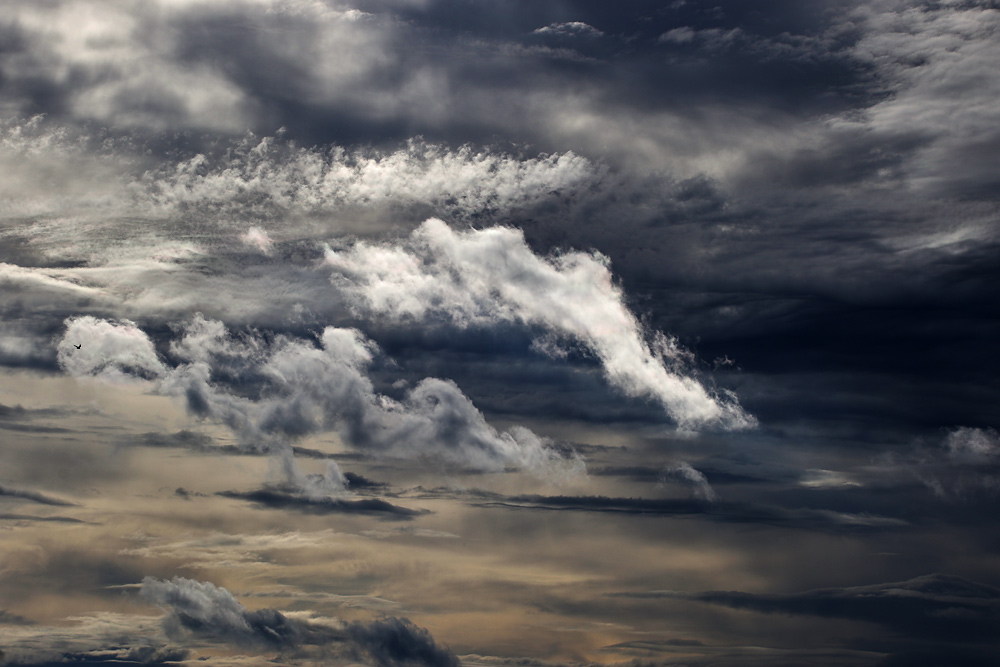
[345,616,461,667]
[0,0,976,189]
[140,576,459,667]
[218,487,427,520]
[0,0,997,212]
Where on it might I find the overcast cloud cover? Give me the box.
[1,1,999,666]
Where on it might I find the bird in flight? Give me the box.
[74,344,81,349]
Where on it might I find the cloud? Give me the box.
[664,573,1000,642]
[468,492,907,532]
[0,514,85,525]
[327,218,754,431]
[118,530,348,571]
[139,576,460,666]
[658,26,696,44]
[0,118,605,227]
[58,314,581,477]
[134,135,602,225]
[218,487,427,520]
[139,576,303,648]
[345,616,460,667]
[880,427,1000,501]
[533,22,603,38]
[945,427,1000,465]
[166,318,581,475]
[7,645,192,665]
[661,461,717,501]
[134,429,340,462]
[0,484,76,507]
[0,610,34,626]
[240,227,274,254]
[0,611,179,667]
[57,316,167,382]
[847,0,1000,198]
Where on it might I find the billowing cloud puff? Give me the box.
[327,218,754,431]
[57,316,167,381]
[59,314,581,477]
[165,318,580,475]
[141,576,300,648]
[140,576,460,667]
[241,227,274,254]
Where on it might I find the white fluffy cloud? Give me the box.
[57,316,168,381]
[327,218,754,431]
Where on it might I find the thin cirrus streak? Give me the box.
[326,218,755,431]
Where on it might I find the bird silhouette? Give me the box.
[73,344,81,349]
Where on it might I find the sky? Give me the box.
[1,1,999,665]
